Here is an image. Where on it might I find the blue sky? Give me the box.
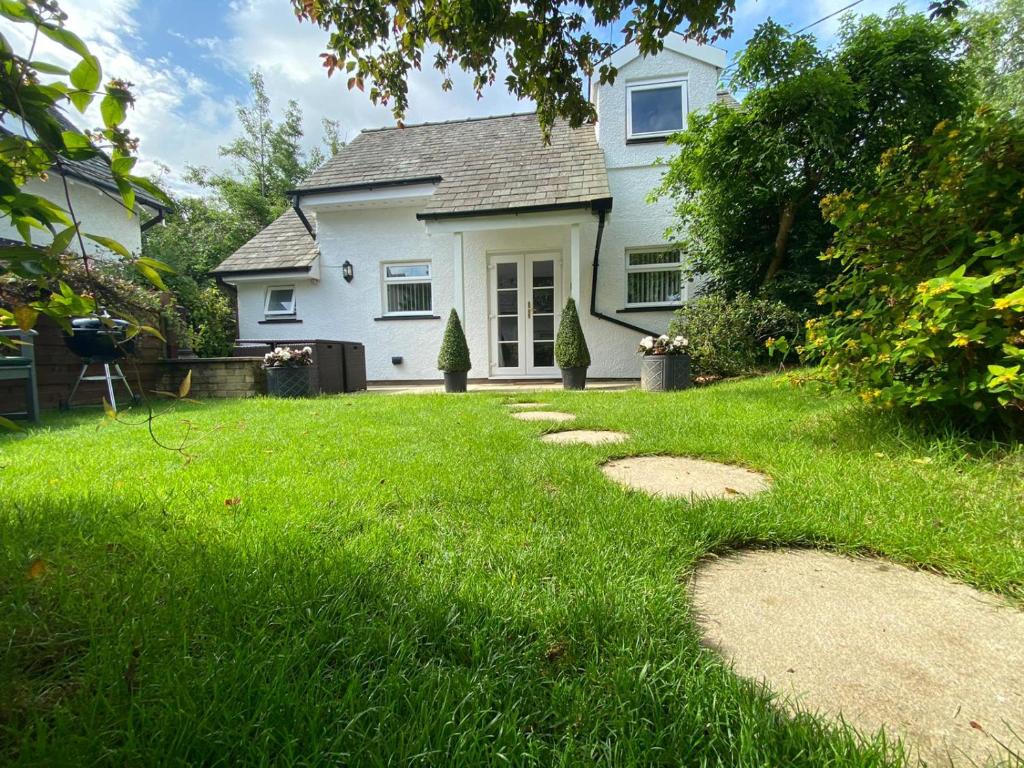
[10,0,932,194]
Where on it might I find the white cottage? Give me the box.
[213,36,731,382]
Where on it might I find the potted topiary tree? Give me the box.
[437,308,471,392]
[554,298,591,390]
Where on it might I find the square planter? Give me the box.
[640,354,691,392]
[265,366,314,398]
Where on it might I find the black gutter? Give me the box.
[589,209,659,336]
[417,197,613,222]
[291,195,315,238]
[211,264,313,279]
[140,207,164,232]
[287,176,442,197]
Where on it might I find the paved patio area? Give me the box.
[368,379,638,394]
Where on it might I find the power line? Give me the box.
[793,0,868,34]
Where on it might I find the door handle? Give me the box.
[527,301,532,318]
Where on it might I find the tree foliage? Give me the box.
[961,0,1024,113]
[143,72,336,356]
[437,309,470,372]
[657,10,972,310]
[292,0,735,136]
[0,0,171,339]
[794,110,1024,426]
[554,298,590,369]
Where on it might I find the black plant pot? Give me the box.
[561,366,588,390]
[266,365,314,397]
[443,371,467,393]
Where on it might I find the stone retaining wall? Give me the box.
[160,358,265,400]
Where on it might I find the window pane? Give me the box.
[497,263,518,289]
[497,290,518,315]
[498,317,518,342]
[386,264,430,279]
[630,86,683,135]
[532,288,554,314]
[533,342,554,367]
[627,269,682,304]
[532,260,554,287]
[387,282,432,313]
[533,315,554,341]
[267,289,293,312]
[498,343,519,367]
[628,249,681,267]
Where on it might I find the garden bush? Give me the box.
[437,309,470,372]
[798,109,1024,426]
[554,298,590,369]
[670,292,803,376]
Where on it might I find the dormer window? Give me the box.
[626,79,688,141]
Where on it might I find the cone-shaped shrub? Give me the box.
[554,298,590,369]
[437,308,471,372]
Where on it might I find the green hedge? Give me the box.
[554,298,590,368]
[437,309,471,372]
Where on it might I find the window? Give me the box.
[382,261,432,315]
[264,286,296,316]
[626,79,687,139]
[625,248,685,307]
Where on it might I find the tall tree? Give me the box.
[657,9,973,310]
[961,0,1024,113]
[292,0,736,135]
[143,72,336,356]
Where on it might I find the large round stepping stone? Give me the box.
[512,411,575,422]
[691,549,1024,767]
[601,456,769,500]
[541,430,629,445]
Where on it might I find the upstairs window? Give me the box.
[626,79,687,140]
[382,261,432,315]
[625,248,685,307]
[264,285,296,316]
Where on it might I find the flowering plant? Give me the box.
[263,346,313,368]
[637,334,689,356]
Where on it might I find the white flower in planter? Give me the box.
[640,336,655,350]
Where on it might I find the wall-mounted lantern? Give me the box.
[342,260,354,283]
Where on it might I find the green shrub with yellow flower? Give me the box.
[789,108,1024,426]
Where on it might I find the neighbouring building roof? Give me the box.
[295,112,612,218]
[211,208,318,275]
[716,90,742,110]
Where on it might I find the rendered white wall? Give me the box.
[0,176,145,256]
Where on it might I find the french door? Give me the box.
[488,252,561,377]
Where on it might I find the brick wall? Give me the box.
[160,358,266,400]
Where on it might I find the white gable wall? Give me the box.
[0,176,145,256]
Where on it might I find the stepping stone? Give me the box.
[506,402,546,409]
[690,549,1024,767]
[541,430,629,445]
[601,456,769,500]
[512,411,575,422]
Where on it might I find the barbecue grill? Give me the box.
[62,312,137,411]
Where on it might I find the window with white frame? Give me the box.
[625,248,685,307]
[626,79,687,139]
[382,261,432,315]
[264,285,296,316]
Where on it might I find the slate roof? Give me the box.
[296,112,611,218]
[211,208,318,275]
[49,111,165,211]
[716,90,742,110]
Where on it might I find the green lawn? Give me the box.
[1,377,1022,766]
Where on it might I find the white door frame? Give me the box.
[487,250,562,378]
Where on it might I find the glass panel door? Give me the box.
[492,258,524,374]
[527,258,557,372]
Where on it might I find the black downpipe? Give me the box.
[140,208,164,232]
[291,195,315,238]
[588,210,659,336]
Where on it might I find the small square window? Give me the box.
[265,286,296,316]
[382,261,432,315]
[625,248,686,307]
[626,79,687,139]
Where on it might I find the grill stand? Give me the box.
[65,361,135,412]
